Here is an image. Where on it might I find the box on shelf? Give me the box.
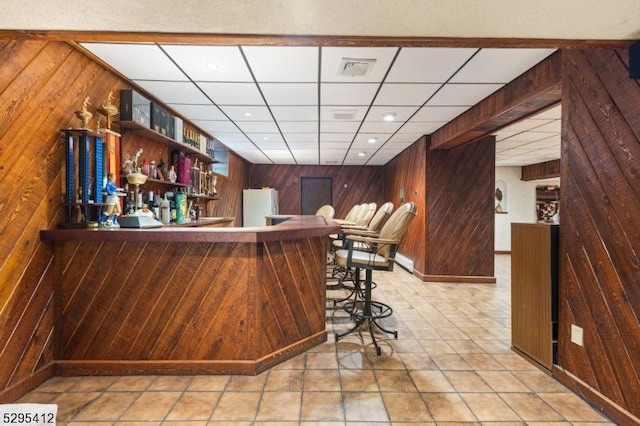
[120,89,151,127]
[150,102,175,139]
[174,116,183,145]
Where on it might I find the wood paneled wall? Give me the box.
[555,49,640,424]
[249,165,384,218]
[210,152,249,225]
[383,137,427,273]
[425,136,495,281]
[0,39,125,401]
[0,39,247,401]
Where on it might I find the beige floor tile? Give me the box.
[339,369,379,392]
[476,370,530,392]
[31,377,76,393]
[73,391,140,421]
[186,375,229,391]
[66,376,118,392]
[381,391,433,422]
[147,376,192,391]
[342,391,389,422]
[419,339,456,353]
[209,392,261,421]
[374,369,418,392]
[409,370,455,392]
[264,369,304,391]
[164,391,220,421]
[119,391,182,421]
[443,371,493,392]
[303,368,341,391]
[492,353,540,370]
[108,375,156,391]
[255,391,301,421]
[460,392,520,421]
[500,392,565,421]
[421,392,477,421]
[17,392,59,403]
[300,391,344,421]
[224,373,267,391]
[306,351,340,369]
[430,353,473,370]
[460,353,505,370]
[512,370,570,392]
[539,392,612,422]
[397,352,438,370]
[52,392,102,422]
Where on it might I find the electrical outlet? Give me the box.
[571,324,584,346]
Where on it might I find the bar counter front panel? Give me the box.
[40,216,339,375]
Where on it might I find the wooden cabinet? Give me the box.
[511,223,559,370]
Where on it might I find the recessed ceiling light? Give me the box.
[244,112,252,117]
[206,63,218,70]
[383,113,396,122]
[368,137,378,144]
[263,136,269,140]
[358,151,366,157]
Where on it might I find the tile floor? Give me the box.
[18,255,613,425]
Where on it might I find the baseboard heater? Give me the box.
[395,253,414,272]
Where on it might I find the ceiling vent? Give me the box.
[338,57,376,77]
[332,109,358,120]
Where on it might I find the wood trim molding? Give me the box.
[0,364,54,403]
[421,274,497,284]
[521,159,561,181]
[553,365,640,426]
[495,250,511,255]
[430,51,563,150]
[0,30,633,49]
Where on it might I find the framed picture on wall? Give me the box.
[495,180,508,213]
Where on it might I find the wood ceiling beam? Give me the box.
[430,50,563,150]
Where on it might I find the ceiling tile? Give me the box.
[81,42,188,81]
[358,121,404,134]
[218,105,272,121]
[193,120,239,134]
[398,121,447,134]
[288,142,318,149]
[253,141,288,150]
[374,83,441,106]
[388,133,424,143]
[282,133,318,143]
[245,132,284,143]
[211,132,250,143]
[530,120,561,133]
[451,48,556,83]
[133,80,210,104]
[386,47,477,83]
[161,44,253,82]
[320,133,353,142]
[278,121,318,133]
[410,106,469,122]
[426,83,504,106]
[259,83,318,105]
[243,46,319,82]
[321,47,398,82]
[261,150,296,163]
[272,106,318,121]
[198,82,264,105]
[320,141,351,149]
[167,103,226,121]
[320,121,360,133]
[321,83,379,105]
[366,106,419,122]
[236,121,279,133]
[320,106,368,122]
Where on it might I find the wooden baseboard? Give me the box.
[421,274,497,284]
[0,364,54,403]
[55,331,327,376]
[552,365,640,425]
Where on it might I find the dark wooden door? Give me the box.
[300,177,332,215]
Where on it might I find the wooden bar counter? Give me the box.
[40,216,339,376]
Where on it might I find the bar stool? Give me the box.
[333,201,417,355]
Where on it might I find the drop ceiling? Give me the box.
[80,43,560,167]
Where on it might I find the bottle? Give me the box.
[160,194,170,225]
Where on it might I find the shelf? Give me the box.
[119,175,190,188]
[187,194,219,201]
[117,120,219,164]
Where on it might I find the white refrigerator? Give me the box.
[242,188,279,226]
